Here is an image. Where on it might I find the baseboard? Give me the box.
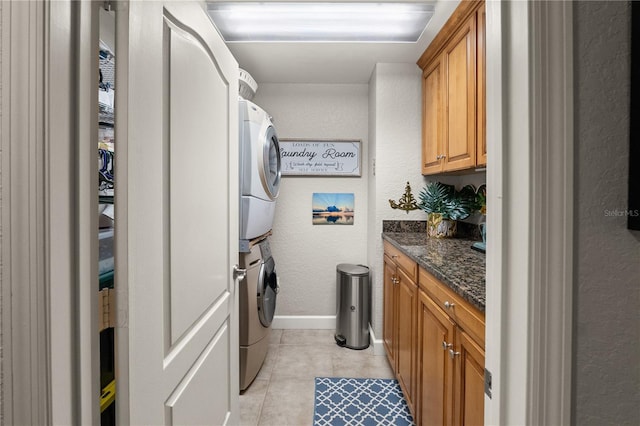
[368,325,386,356]
[271,317,385,355]
[271,315,336,329]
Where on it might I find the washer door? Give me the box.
[258,124,281,200]
[257,257,278,327]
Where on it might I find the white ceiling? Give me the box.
[206,1,460,84]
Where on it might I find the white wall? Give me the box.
[99,8,115,53]
[574,2,640,424]
[252,84,369,325]
[252,66,485,339]
[367,64,426,336]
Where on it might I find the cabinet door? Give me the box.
[383,255,397,368]
[476,4,487,167]
[443,13,477,172]
[396,268,417,415]
[453,329,485,426]
[417,290,455,426]
[422,57,444,175]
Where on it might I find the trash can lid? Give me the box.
[336,263,369,276]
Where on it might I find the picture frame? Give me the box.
[312,193,355,225]
[279,139,362,177]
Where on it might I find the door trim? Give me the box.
[1,0,100,424]
[527,2,574,424]
[485,1,574,424]
[1,1,49,424]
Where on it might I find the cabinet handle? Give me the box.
[391,255,399,259]
[442,341,452,350]
[444,301,455,309]
[449,349,460,359]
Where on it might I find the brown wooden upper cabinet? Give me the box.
[418,1,486,175]
[476,5,487,167]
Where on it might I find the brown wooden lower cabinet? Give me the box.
[396,267,417,415]
[417,290,454,425]
[383,254,397,368]
[383,248,417,416]
[417,301,485,426]
[416,268,485,426]
[383,245,485,426]
[454,329,485,425]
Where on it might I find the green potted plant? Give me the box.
[418,182,475,238]
[474,184,487,251]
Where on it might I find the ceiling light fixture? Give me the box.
[206,2,436,43]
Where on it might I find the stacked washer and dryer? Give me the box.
[238,70,281,391]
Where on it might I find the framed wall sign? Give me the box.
[279,139,362,177]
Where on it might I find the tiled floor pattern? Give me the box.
[239,329,394,426]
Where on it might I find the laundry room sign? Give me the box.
[279,140,361,177]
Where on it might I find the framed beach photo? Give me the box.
[312,193,355,225]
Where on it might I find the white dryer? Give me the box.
[239,99,281,241]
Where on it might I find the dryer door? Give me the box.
[259,125,281,200]
[257,256,278,327]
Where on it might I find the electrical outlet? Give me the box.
[372,158,376,176]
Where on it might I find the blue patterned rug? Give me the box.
[313,377,414,426]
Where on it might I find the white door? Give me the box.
[115,2,239,424]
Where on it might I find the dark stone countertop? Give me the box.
[382,232,486,312]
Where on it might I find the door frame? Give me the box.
[0,0,99,424]
[485,1,574,425]
[1,1,574,424]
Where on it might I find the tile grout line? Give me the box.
[255,332,282,426]
[250,329,386,425]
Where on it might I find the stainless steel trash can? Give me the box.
[335,264,370,350]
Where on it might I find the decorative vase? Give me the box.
[427,213,457,238]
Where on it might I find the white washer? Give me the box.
[239,99,281,241]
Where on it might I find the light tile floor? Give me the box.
[239,329,394,426]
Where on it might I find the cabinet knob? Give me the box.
[442,341,452,350]
[441,154,447,159]
[391,255,399,259]
[436,155,442,160]
[449,349,461,359]
[444,301,455,309]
